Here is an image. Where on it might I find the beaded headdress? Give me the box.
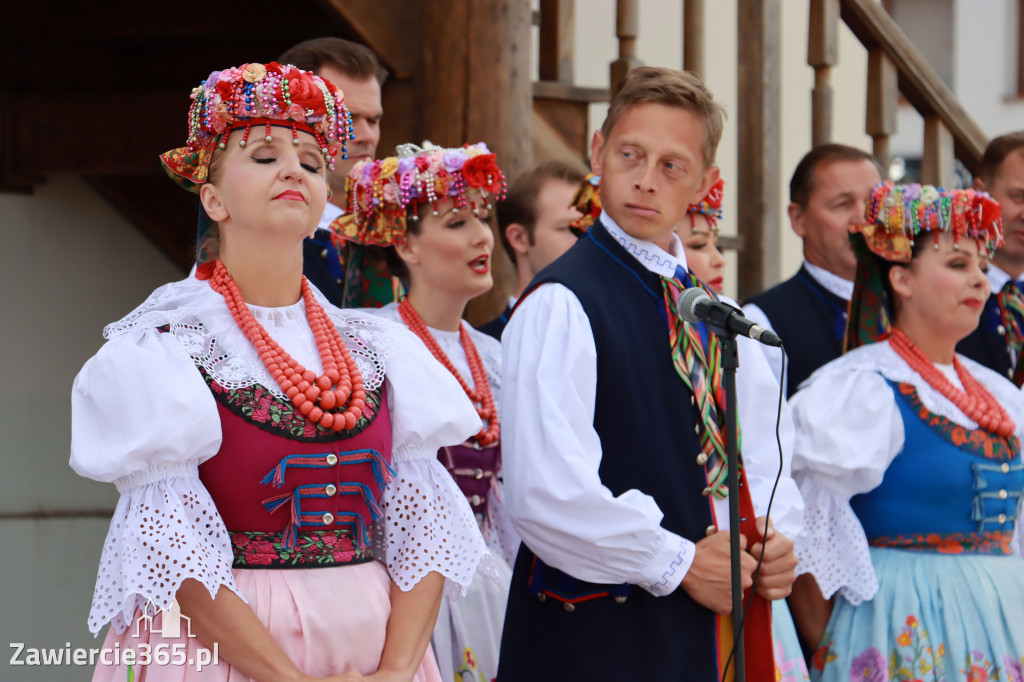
[569,174,726,235]
[845,182,1004,350]
[331,142,507,248]
[160,62,354,192]
[329,142,507,308]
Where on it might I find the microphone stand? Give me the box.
[709,324,745,682]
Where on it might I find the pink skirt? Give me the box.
[92,562,442,681]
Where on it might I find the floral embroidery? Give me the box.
[202,368,383,443]
[1004,655,1024,682]
[896,383,1020,461]
[230,529,371,568]
[870,531,1013,556]
[886,615,945,681]
[961,650,1000,682]
[454,647,488,682]
[852,646,888,681]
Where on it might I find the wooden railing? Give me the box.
[811,0,988,185]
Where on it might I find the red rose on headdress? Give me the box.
[286,69,326,114]
[462,154,504,193]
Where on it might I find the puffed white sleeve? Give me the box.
[789,367,904,605]
[500,284,695,597]
[70,328,239,636]
[380,333,496,598]
[732,316,804,540]
[740,302,785,389]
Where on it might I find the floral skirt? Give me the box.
[774,598,811,682]
[811,547,1024,682]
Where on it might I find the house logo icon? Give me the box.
[132,599,196,639]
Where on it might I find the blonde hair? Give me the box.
[600,66,725,167]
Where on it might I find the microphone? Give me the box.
[676,288,783,347]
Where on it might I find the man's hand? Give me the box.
[680,530,757,614]
[747,516,797,601]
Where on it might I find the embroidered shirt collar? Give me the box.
[318,202,344,231]
[803,261,854,301]
[986,262,1013,293]
[601,210,687,278]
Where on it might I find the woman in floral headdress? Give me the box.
[70,64,494,682]
[333,142,517,682]
[788,183,1024,681]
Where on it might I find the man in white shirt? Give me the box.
[478,161,585,339]
[742,145,881,396]
[497,66,797,681]
[279,38,386,306]
[960,131,1024,381]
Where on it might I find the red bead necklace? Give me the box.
[208,259,366,431]
[889,328,1016,438]
[397,298,499,446]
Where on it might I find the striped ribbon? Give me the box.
[660,273,738,499]
[998,281,1024,387]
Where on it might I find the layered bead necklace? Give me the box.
[208,259,366,431]
[397,298,500,446]
[889,328,1016,438]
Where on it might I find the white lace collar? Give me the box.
[600,210,687,278]
[803,262,854,301]
[804,340,1024,434]
[102,275,418,398]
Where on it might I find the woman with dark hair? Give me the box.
[789,183,1024,681]
[71,64,493,682]
[333,142,517,682]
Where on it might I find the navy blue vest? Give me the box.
[497,220,717,682]
[302,228,346,307]
[745,265,848,396]
[957,292,1014,380]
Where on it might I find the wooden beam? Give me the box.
[865,47,898,174]
[839,0,987,175]
[921,116,955,187]
[610,0,642,96]
[737,0,782,300]
[683,0,705,78]
[321,0,419,79]
[539,0,575,83]
[808,0,839,147]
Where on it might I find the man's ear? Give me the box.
[590,131,605,176]
[200,183,229,222]
[788,202,806,238]
[692,165,720,205]
[505,223,531,257]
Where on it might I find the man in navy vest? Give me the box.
[497,67,798,681]
[742,145,881,397]
[478,161,585,340]
[959,131,1024,381]
[280,38,386,306]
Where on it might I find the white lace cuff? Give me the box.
[88,468,242,635]
[793,479,878,605]
[380,458,496,600]
[485,487,522,568]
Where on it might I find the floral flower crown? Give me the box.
[332,142,507,247]
[160,62,354,192]
[853,182,1003,263]
[686,178,725,231]
[569,175,726,235]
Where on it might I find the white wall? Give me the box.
[0,175,183,680]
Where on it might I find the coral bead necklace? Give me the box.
[207,259,366,431]
[397,298,499,446]
[889,327,1015,438]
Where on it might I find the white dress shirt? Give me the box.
[501,212,803,598]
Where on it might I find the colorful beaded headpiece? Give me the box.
[569,174,602,236]
[159,62,354,192]
[845,182,1004,350]
[331,142,507,248]
[686,178,725,231]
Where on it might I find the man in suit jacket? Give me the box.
[478,161,585,339]
[959,131,1024,381]
[743,144,881,396]
[279,38,386,306]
